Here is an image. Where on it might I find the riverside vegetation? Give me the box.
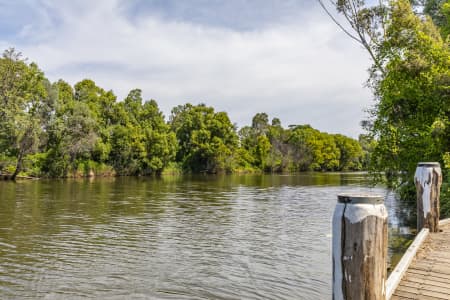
[324,0,450,216]
[0,49,366,180]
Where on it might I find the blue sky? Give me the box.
[0,0,372,137]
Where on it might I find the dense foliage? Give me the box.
[0,49,365,178]
[329,0,450,215]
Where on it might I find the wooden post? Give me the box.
[415,162,442,232]
[332,194,388,300]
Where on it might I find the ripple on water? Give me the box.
[0,175,413,299]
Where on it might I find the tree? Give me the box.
[322,0,450,213]
[170,103,238,173]
[334,134,364,171]
[256,135,271,170]
[140,100,177,174]
[438,0,450,37]
[266,118,289,172]
[370,0,449,187]
[109,90,176,175]
[0,49,51,179]
[317,0,388,75]
[358,134,377,169]
[423,0,450,37]
[239,113,282,171]
[0,47,368,178]
[43,80,100,177]
[109,123,145,175]
[74,79,118,163]
[251,113,270,136]
[286,125,315,171]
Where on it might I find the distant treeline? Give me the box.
[0,49,369,178]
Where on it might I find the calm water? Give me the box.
[0,174,414,299]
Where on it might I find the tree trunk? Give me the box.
[11,151,24,180]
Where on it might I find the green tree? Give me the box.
[252,113,270,136]
[266,118,289,172]
[74,79,117,164]
[109,123,145,175]
[287,125,342,171]
[43,80,100,177]
[256,135,271,170]
[170,103,238,173]
[140,99,177,174]
[326,0,450,213]
[358,134,377,170]
[0,47,369,178]
[109,90,176,175]
[107,91,145,174]
[334,134,364,171]
[440,1,450,37]
[369,0,450,187]
[423,0,450,37]
[239,113,281,171]
[0,49,51,179]
[286,125,315,171]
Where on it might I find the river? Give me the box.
[0,174,414,299]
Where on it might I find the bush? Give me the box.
[441,153,450,218]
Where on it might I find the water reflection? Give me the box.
[0,174,413,299]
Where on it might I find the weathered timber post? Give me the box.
[332,194,388,300]
[414,162,442,232]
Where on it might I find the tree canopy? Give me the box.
[0,48,365,178]
[323,0,450,215]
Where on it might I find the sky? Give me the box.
[0,0,373,138]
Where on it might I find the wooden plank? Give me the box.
[428,247,450,251]
[412,262,450,276]
[422,251,450,258]
[411,260,450,272]
[421,253,450,267]
[388,219,450,299]
[427,238,450,245]
[400,279,450,295]
[402,275,450,289]
[386,228,429,299]
[407,267,450,281]
[390,296,412,300]
[429,246,450,251]
[413,254,450,262]
[430,244,450,247]
[430,234,450,239]
[438,218,450,226]
[403,270,450,285]
[393,288,443,300]
[430,233,450,239]
[396,284,449,299]
[392,290,418,299]
[396,285,449,299]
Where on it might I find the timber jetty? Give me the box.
[389,219,450,299]
[332,162,449,299]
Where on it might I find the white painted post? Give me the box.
[332,194,388,300]
[414,162,442,232]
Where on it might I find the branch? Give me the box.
[316,0,364,45]
[317,0,386,75]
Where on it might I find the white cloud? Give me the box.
[1,0,373,138]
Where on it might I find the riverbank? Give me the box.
[0,174,40,180]
[1,168,370,181]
